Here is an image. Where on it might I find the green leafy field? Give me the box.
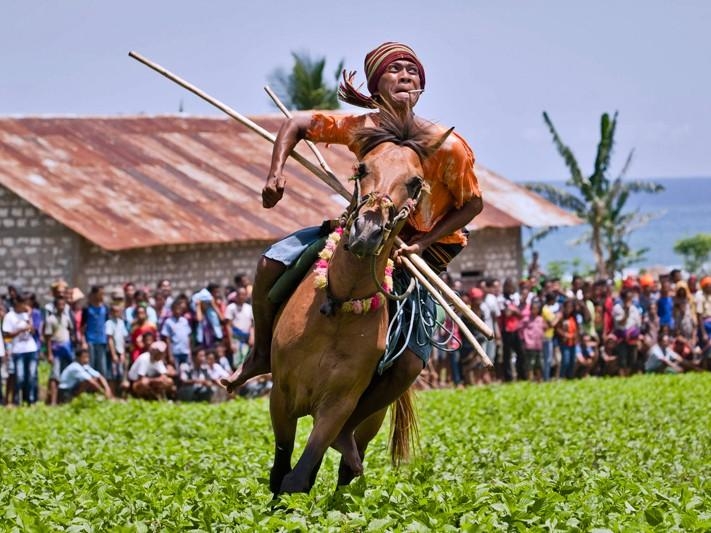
[1,374,710,532]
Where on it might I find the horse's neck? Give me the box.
[327,242,392,301]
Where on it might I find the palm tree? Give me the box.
[268,52,343,111]
[526,112,663,278]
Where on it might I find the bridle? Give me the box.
[338,161,425,302]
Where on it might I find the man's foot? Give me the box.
[219,349,271,393]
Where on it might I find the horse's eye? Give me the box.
[406,176,424,198]
[357,163,368,177]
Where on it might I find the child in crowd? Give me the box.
[105,304,128,397]
[44,295,75,405]
[58,348,113,403]
[519,298,545,381]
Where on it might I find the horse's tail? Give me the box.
[389,386,419,466]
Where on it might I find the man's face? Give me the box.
[376,60,422,108]
[56,299,66,314]
[160,280,171,295]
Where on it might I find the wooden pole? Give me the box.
[127,51,350,200]
[129,51,493,344]
[399,255,492,365]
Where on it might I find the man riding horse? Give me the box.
[223,41,483,456]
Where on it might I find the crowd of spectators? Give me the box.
[0,274,266,407]
[2,263,710,406]
[423,264,711,389]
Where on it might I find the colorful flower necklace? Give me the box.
[313,227,394,314]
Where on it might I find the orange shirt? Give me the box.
[306,112,481,246]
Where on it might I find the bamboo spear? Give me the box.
[128,51,493,346]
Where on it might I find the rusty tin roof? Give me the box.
[0,114,579,251]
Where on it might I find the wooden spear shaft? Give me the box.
[128,51,351,200]
[263,85,493,366]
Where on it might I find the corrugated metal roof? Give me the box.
[0,114,579,251]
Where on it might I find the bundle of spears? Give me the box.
[128,51,494,364]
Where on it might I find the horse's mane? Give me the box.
[351,103,442,161]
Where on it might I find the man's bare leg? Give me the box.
[221,256,285,392]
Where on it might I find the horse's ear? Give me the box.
[428,127,455,155]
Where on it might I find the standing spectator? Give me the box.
[519,298,545,381]
[612,289,643,376]
[483,279,502,379]
[82,285,109,378]
[193,283,225,349]
[233,273,253,301]
[469,287,493,385]
[154,279,174,316]
[501,278,523,381]
[128,341,175,400]
[122,282,136,318]
[161,299,192,369]
[129,306,158,363]
[124,289,158,326]
[105,304,129,396]
[0,301,6,404]
[672,287,697,362]
[58,348,113,403]
[45,295,75,405]
[657,277,674,329]
[541,292,560,381]
[2,292,40,405]
[70,288,85,348]
[556,299,579,379]
[696,277,711,367]
[226,287,254,368]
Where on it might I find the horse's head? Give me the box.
[344,109,452,258]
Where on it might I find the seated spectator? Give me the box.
[58,348,113,403]
[44,295,75,405]
[176,349,213,402]
[645,333,684,374]
[206,350,230,382]
[128,341,175,400]
[599,335,619,376]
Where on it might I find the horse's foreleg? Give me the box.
[336,407,388,487]
[269,388,296,496]
[280,401,359,494]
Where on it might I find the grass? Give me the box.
[1,373,710,531]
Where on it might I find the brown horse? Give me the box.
[268,111,450,495]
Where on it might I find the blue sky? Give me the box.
[2,0,709,182]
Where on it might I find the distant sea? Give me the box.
[523,176,711,273]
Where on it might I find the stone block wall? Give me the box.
[449,227,522,282]
[79,240,268,295]
[0,185,79,299]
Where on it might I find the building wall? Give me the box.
[79,240,268,295]
[0,185,79,298]
[449,227,522,282]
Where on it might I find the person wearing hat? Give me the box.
[127,340,175,400]
[223,41,483,411]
